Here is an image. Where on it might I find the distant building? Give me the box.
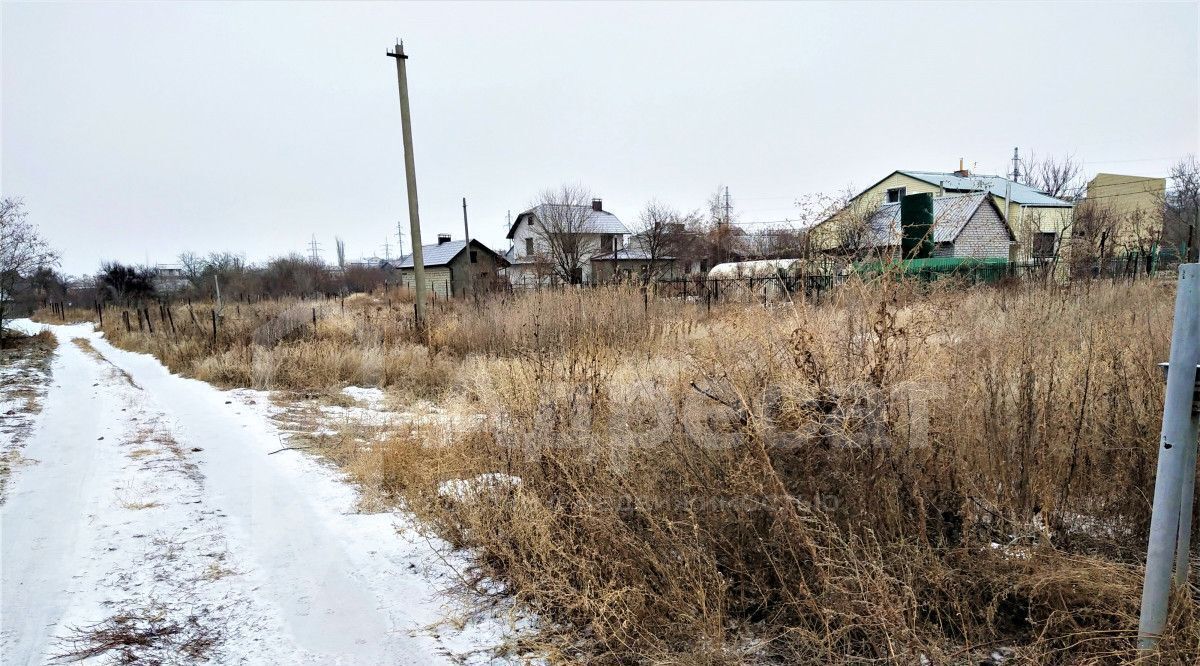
[152,264,190,293]
[343,257,388,270]
[811,165,1074,261]
[383,235,508,297]
[1076,173,1167,255]
[590,247,679,283]
[503,198,630,284]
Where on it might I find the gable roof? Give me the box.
[505,204,630,239]
[890,170,1074,207]
[862,192,1014,248]
[590,248,675,262]
[385,239,506,269]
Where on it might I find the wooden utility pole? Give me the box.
[388,41,427,324]
[462,197,472,296]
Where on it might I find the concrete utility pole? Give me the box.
[1138,263,1200,652]
[388,40,427,323]
[462,197,472,295]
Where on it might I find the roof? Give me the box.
[385,239,505,269]
[505,204,630,239]
[862,192,1014,248]
[896,170,1074,207]
[591,248,674,262]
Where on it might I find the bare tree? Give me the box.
[1019,152,1085,200]
[178,252,207,290]
[1071,199,1123,262]
[1,199,59,336]
[632,201,693,284]
[531,184,598,284]
[1164,155,1199,261]
[750,227,808,259]
[98,261,156,305]
[800,186,881,258]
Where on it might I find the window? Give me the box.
[602,234,615,254]
[469,250,478,264]
[525,238,534,256]
[1033,232,1057,258]
[886,187,906,203]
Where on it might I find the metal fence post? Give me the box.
[1174,398,1199,589]
[1138,263,1200,651]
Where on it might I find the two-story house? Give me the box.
[503,198,630,285]
[1076,173,1167,256]
[811,164,1074,261]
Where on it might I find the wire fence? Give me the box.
[499,255,1179,306]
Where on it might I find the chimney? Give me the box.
[591,198,603,212]
[437,233,451,245]
[953,157,970,178]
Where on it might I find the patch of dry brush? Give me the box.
[95,280,1198,663]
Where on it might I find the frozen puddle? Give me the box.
[0,320,513,664]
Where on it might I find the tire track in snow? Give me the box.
[2,322,511,664]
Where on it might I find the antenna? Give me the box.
[724,186,732,226]
[1012,147,1021,182]
[395,220,405,258]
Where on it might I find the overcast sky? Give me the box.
[3,1,1197,275]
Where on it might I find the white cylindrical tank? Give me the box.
[706,258,799,281]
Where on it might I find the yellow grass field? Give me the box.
[38,277,1199,663]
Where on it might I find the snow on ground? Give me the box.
[0,319,517,665]
[0,332,53,503]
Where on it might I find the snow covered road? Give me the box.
[1,321,506,664]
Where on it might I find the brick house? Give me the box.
[811,166,1073,260]
[385,235,508,297]
[859,191,1015,259]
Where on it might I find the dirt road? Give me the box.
[1,321,501,664]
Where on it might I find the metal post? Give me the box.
[1139,263,1200,651]
[388,41,427,324]
[1175,391,1199,589]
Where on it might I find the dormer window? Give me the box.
[886,187,906,203]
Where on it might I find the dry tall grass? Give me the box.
[79,279,1198,663]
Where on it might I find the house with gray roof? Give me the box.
[811,164,1074,260]
[384,235,508,297]
[590,242,680,283]
[503,198,631,285]
[859,192,1015,259]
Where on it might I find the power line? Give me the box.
[1083,156,1179,165]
